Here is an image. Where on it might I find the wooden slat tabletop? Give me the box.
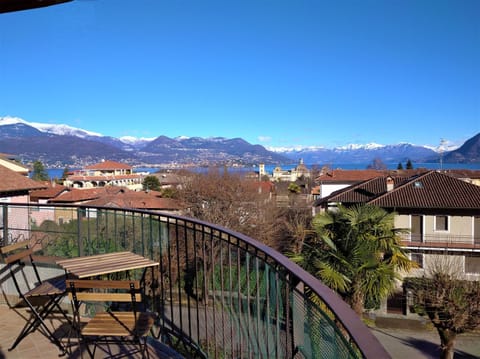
[56,251,159,278]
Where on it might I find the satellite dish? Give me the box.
[0,0,73,14]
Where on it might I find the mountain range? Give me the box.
[0,117,478,167]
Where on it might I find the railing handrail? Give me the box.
[2,202,390,358]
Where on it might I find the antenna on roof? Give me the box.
[439,138,447,171]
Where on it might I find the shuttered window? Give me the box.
[435,215,448,231]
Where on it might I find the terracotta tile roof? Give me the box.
[67,174,142,181]
[30,182,68,199]
[250,181,274,194]
[315,169,428,183]
[48,186,183,210]
[84,160,132,170]
[0,165,46,193]
[322,176,411,204]
[369,171,480,209]
[319,170,480,210]
[49,187,117,203]
[84,194,182,211]
[315,169,386,183]
[441,169,480,180]
[0,154,30,175]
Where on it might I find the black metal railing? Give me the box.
[0,203,389,358]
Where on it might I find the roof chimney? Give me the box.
[386,176,394,192]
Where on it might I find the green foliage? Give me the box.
[161,187,177,198]
[142,175,161,191]
[293,204,415,315]
[31,160,49,181]
[61,166,70,180]
[406,159,413,169]
[397,162,403,170]
[34,209,163,259]
[288,182,301,193]
[192,263,272,298]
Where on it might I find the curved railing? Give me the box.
[0,203,390,358]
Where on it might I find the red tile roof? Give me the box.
[324,176,411,204]
[441,169,480,180]
[48,186,183,211]
[67,174,141,181]
[0,165,46,194]
[49,187,116,203]
[84,160,132,170]
[370,171,480,209]
[319,171,480,210]
[315,169,428,183]
[316,169,386,183]
[84,194,182,211]
[30,182,68,199]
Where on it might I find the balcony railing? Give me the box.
[401,233,480,251]
[0,203,389,358]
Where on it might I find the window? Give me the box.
[435,215,449,231]
[465,256,480,274]
[411,253,423,268]
[413,181,423,188]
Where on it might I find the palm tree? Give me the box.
[293,204,415,315]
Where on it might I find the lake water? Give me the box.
[46,162,480,179]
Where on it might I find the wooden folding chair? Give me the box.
[67,279,155,359]
[0,240,69,354]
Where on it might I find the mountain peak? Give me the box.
[0,116,478,166]
[0,116,102,138]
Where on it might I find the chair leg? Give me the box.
[84,337,96,359]
[143,337,150,359]
[9,295,67,354]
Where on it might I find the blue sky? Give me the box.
[0,0,478,149]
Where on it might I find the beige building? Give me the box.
[63,160,144,191]
[262,159,310,182]
[315,170,480,314]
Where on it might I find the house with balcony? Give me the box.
[314,170,480,313]
[63,160,144,191]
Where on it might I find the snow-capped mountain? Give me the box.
[0,116,478,166]
[0,117,289,166]
[119,136,155,146]
[269,142,451,165]
[0,116,102,138]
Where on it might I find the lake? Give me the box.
[46,162,480,179]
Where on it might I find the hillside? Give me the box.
[0,119,288,167]
[0,117,478,167]
[443,133,480,163]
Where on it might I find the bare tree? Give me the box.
[366,157,387,170]
[404,255,480,359]
[180,171,270,234]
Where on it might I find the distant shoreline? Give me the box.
[44,162,480,180]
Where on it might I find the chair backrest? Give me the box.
[1,240,35,264]
[67,279,142,304]
[0,240,43,294]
